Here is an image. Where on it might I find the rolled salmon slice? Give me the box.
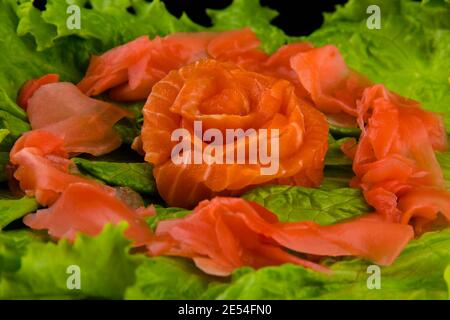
[141,60,328,208]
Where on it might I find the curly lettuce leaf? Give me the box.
[0,230,47,275]
[0,224,143,299]
[242,185,370,225]
[17,0,201,51]
[0,0,88,96]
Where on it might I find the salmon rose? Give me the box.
[141,59,328,208]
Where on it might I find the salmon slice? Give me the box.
[149,197,413,276]
[24,182,154,247]
[290,45,371,121]
[10,130,67,159]
[351,85,450,226]
[207,28,269,71]
[141,60,328,208]
[27,82,131,156]
[79,29,269,101]
[262,42,313,98]
[17,73,60,110]
[10,142,98,206]
[398,187,450,225]
[109,32,214,101]
[77,36,153,96]
[340,138,357,160]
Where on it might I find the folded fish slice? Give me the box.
[27,82,130,156]
[149,197,413,276]
[24,182,154,247]
[77,36,152,96]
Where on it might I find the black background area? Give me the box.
[162,0,348,36]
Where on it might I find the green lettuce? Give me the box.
[16,0,201,52]
[0,111,30,152]
[329,124,361,138]
[0,224,143,299]
[436,151,450,188]
[0,129,9,143]
[0,129,10,181]
[321,167,355,190]
[113,101,145,144]
[125,257,221,300]
[325,135,353,166]
[0,196,39,230]
[73,157,156,195]
[445,265,450,297]
[242,185,370,225]
[0,0,88,97]
[146,206,191,231]
[0,89,26,121]
[0,230,46,275]
[114,118,141,145]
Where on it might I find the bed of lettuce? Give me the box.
[0,0,450,299]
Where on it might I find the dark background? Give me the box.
[33,0,348,36]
